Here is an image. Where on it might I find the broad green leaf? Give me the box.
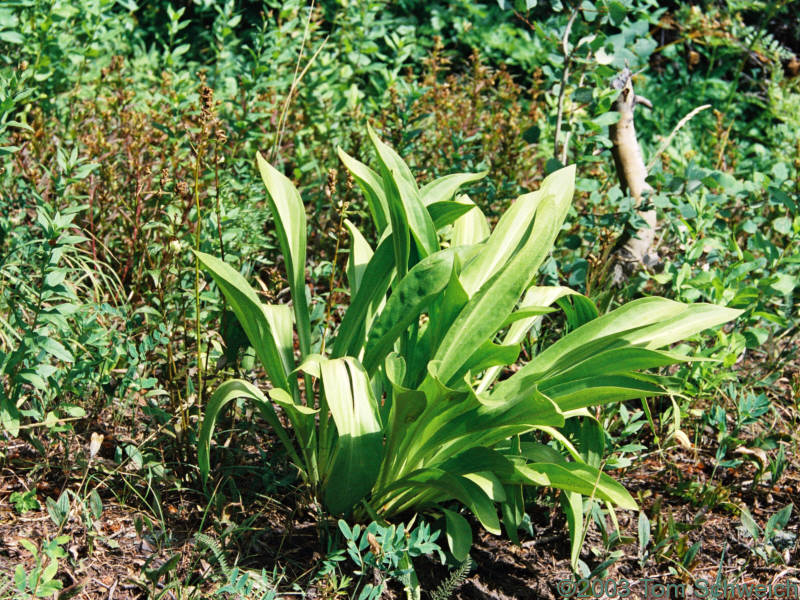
[450,474,501,534]
[427,198,476,230]
[515,462,637,510]
[195,251,290,392]
[463,471,507,503]
[269,388,318,416]
[320,358,383,514]
[420,171,487,206]
[458,189,544,297]
[541,374,668,411]
[456,340,520,379]
[478,286,584,393]
[409,386,564,469]
[514,297,690,381]
[493,298,740,403]
[451,195,491,247]
[577,417,604,468]
[395,378,477,470]
[321,357,382,439]
[379,469,501,534]
[562,491,584,570]
[557,293,599,329]
[539,347,695,389]
[498,306,557,328]
[344,219,373,297]
[435,166,576,384]
[368,125,438,260]
[338,147,390,233]
[411,263,470,383]
[380,354,428,485]
[362,250,455,373]
[256,152,311,359]
[439,447,515,479]
[501,481,526,545]
[619,303,743,349]
[333,236,395,358]
[442,508,473,561]
[263,304,295,379]
[383,171,412,278]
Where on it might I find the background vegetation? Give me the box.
[0,0,797,598]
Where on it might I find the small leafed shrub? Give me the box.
[0,205,126,439]
[196,127,740,560]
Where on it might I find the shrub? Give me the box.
[0,204,126,439]
[196,126,739,560]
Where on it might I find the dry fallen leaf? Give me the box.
[367,532,381,556]
[89,432,104,459]
[734,446,769,469]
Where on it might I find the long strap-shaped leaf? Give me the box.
[539,347,695,389]
[368,125,438,262]
[426,198,476,231]
[477,286,587,393]
[256,152,311,360]
[332,235,395,359]
[458,187,544,297]
[420,171,487,206]
[541,374,669,412]
[450,194,490,247]
[194,251,291,392]
[338,147,390,233]
[434,165,576,385]
[300,356,383,515]
[512,461,637,510]
[387,365,563,482]
[378,354,427,490]
[362,249,455,374]
[343,219,373,297]
[493,298,742,404]
[375,468,501,534]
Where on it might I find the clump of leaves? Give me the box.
[338,518,443,599]
[196,126,740,561]
[12,536,70,599]
[740,504,795,565]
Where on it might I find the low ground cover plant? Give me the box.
[197,126,740,569]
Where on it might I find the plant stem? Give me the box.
[320,200,347,356]
[271,0,315,163]
[214,140,224,258]
[554,7,578,164]
[193,145,203,417]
